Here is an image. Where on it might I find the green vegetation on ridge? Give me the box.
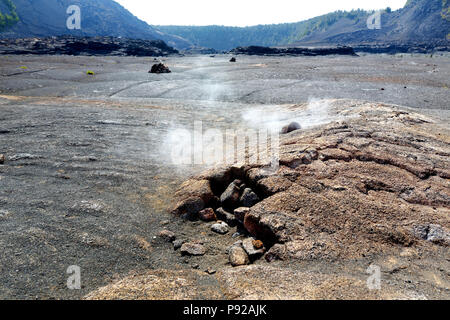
[0,0,19,31]
[442,0,450,20]
[158,9,371,51]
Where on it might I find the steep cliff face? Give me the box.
[315,0,450,44]
[0,0,192,49]
[159,0,450,50]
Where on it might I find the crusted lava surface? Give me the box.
[89,100,450,300]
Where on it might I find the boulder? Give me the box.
[229,57,236,62]
[0,154,4,164]
[220,180,241,209]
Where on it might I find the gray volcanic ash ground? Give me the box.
[0,54,449,299]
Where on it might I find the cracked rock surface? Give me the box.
[89,100,450,300]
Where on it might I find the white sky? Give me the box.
[114,0,407,27]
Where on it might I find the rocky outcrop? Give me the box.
[85,99,449,300]
[349,41,450,54]
[171,99,450,263]
[0,0,192,49]
[230,45,357,56]
[0,36,179,56]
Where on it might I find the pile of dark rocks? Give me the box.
[168,176,266,266]
[149,63,171,74]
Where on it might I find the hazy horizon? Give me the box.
[115,0,407,27]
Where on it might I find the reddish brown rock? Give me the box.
[234,207,250,223]
[171,179,214,217]
[252,240,264,249]
[256,176,293,197]
[172,100,450,262]
[199,208,217,222]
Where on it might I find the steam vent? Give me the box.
[88,99,449,300]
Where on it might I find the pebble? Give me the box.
[180,242,206,256]
[173,239,186,250]
[160,220,170,226]
[206,268,216,275]
[199,208,217,222]
[216,207,238,227]
[159,229,176,242]
[252,240,264,249]
[211,221,229,235]
[242,238,265,257]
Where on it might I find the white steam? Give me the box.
[242,98,339,132]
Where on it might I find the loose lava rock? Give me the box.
[281,121,302,134]
[220,179,241,209]
[242,238,265,258]
[199,208,217,222]
[180,243,206,256]
[215,208,238,227]
[229,245,250,267]
[211,221,230,235]
[252,240,264,249]
[240,188,260,207]
[159,229,176,242]
[234,207,250,223]
[173,239,186,250]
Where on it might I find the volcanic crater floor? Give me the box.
[0,54,449,299]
